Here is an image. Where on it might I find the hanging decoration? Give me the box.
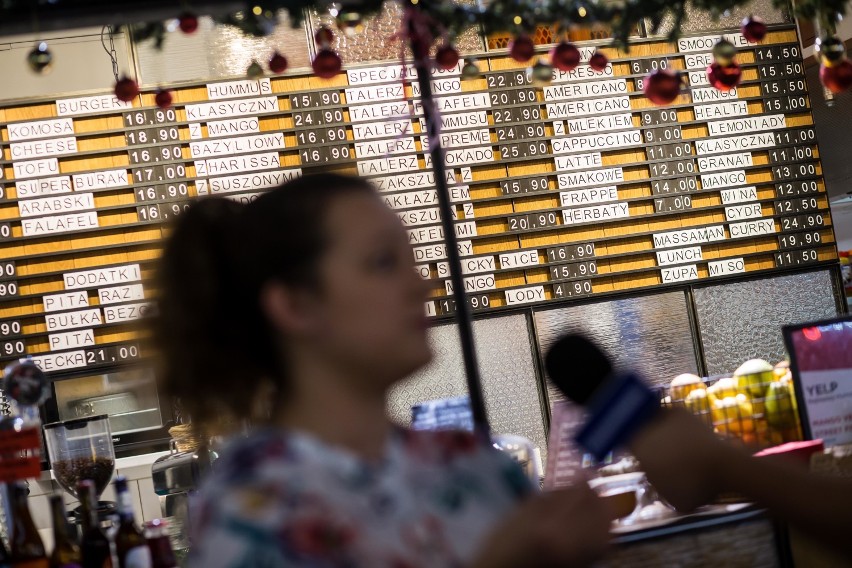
[588,50,609,72]
[312,49,343,79]
[84,0,852,96]
[528,60,554,86]
[27,42,53,74]
[435,44,460,70]
[816,35,852,93]
[740,15,767,42]
[509,34,536,62]
[246,59,265,79]
[114,76,140,102]
[550,41,581,72]
[461,57,481,79]
[154,88,173,109]
[312,25,342,79]
[643,68,683,105]
[269,51,289,73]
[178,12,199,34]
[335,10,364,36]
[706,39,742,90]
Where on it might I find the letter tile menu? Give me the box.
[0,25,838,374]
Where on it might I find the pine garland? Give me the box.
[122,0,843,51]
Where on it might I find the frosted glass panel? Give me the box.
[533,291,699,406]
[388,314,546,460]
[309,1,483,63]
[136,13,312,85]
[693,269,840,375]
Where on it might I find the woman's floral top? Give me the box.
[189,428,532,568]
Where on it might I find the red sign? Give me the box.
[0,427,41,454]
[0,456,41,482]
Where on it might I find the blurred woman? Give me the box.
[155,174,613,568]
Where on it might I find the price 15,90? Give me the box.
[548,260,597,281]
[500,176,549,195]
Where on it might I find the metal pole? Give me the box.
[408,14,491,441]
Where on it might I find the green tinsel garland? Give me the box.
[123,0,844,51]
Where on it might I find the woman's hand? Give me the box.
[471,483,615,568]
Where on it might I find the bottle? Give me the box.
[142,521,176,568]
[112,478,150,568]
[0,535,11,568]
[76,481,111,568]
[9,481,48,567]
[47,494,81,568]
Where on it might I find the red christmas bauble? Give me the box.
[314,26,335,47]
[588,51,609,72]
[312,49,342,79]
[741,16,767,43]
[550,41,581,72]
[644,69,682,105]
[114,76,139,102]
[820,59,852,93]
[269,51,289,74]
[435,45,460,70]
[155,89,173,109]
[706,61,742,91]
[509,35,535,63]
[178,12,199,34]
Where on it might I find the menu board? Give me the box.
[0,25,838,375]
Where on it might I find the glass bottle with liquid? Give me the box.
[9,481,48,568]
[142,521,176,568]
[112,478,150,568]
[48,494,81,568]
[76,481,111,568]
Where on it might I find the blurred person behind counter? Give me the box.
[153,173,615,568]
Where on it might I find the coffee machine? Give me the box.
[151,445,217,552]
